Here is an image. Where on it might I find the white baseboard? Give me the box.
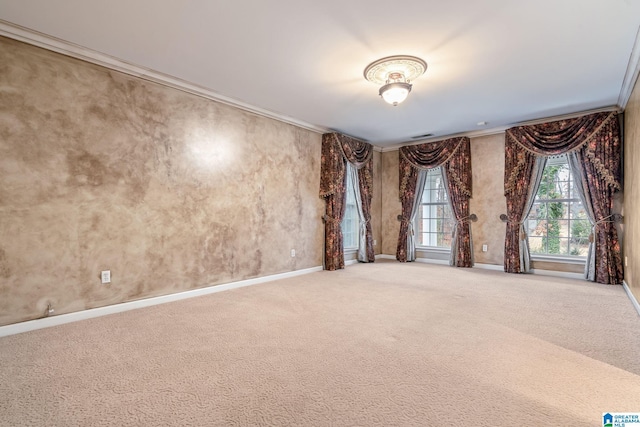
[529,268,583,280]
[416,258,449,265]
[375,254,451,265]
[623,281,640,317]
[376,255,585,280]
[476,262,584,279]
[473,263,504,271]
[0,266,322,338]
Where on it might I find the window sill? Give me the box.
[344,248,359,255]
[530,254,586,265]
[415,247,451,254]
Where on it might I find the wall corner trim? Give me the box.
[622,281,640,317]
[0,266,322,338]
[618,25,640,109]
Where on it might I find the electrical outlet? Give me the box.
[373,240,377,246]
[101,270,111,284]
[625,256,628,267]
[482,244,488,252]
[290,249,296,258]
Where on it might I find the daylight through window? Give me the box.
[415,168,454,248]
[526,156,590,257]
[341,167,359,249]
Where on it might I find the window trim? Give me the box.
[341,164,360,251]
[530,254,586,265]
[416,246,451,254]
[526,155,589,261]
[414,168,454,250]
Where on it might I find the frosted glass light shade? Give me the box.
[379,82,412,106]
[364,55,425,107]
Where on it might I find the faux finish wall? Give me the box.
[623,76,640,302]
[0,37,324,326]
[469,134,506,266]
[372,151,383,255]
[381,151,401,256]
[380,138,508,266]
[379,135,586,274]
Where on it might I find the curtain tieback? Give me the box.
[452,214,478,236]
[397,215,411,224]
[455,213,478,224]
[588,214,623,243]
[500,214,527,240]
[397,215,416,236]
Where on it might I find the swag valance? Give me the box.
[399,137,471,198]
[320,133,373,198]
[503,111,623,284]
[319,133,375,270]
[505,112,621,192]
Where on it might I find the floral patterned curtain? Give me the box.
[396,158,420,262]
[397,137,473,266]
[504,111,622,284]
[358,163,375,263]
[443,139,473,267]
[503,152,545,273]
[320,133,374,270]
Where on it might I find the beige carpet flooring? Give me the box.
[1,260,639,426]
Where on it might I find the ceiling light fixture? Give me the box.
[364,55,427,106]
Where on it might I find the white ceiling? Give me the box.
[1,0,640,148]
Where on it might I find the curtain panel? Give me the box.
[504,111,623,284]
[319,133,375,270]
[396,137,473,267]
[357,164,375,263]
[395,162,422,262]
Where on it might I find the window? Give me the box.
[526,156,590,257]
[415,168,454,248]
[341,167,359,249]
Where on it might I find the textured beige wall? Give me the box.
[372,150,383,255]
[469,134,506,265]
[0,37,324,326]
[470,134,583,274]
[379,135,588,274]
[380,137,508,264]
[381,151,400,255]
[624,76,640,302]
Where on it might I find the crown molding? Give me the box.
[377,128,507,152]
[0,20,329,136]
[1,20,630,150]
[376,105,621,152]
[618,25,640,109]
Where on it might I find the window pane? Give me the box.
[415,168,453,249]
[341,169,359,249]
[527,155,588,258]
[529,202,544,220]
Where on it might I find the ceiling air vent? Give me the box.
[411,133,433,139]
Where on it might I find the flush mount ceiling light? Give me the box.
[364,55,427,106]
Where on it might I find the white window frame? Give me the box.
[527,155,588,264]
[341,165,359,251]
[414,168,454,251]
